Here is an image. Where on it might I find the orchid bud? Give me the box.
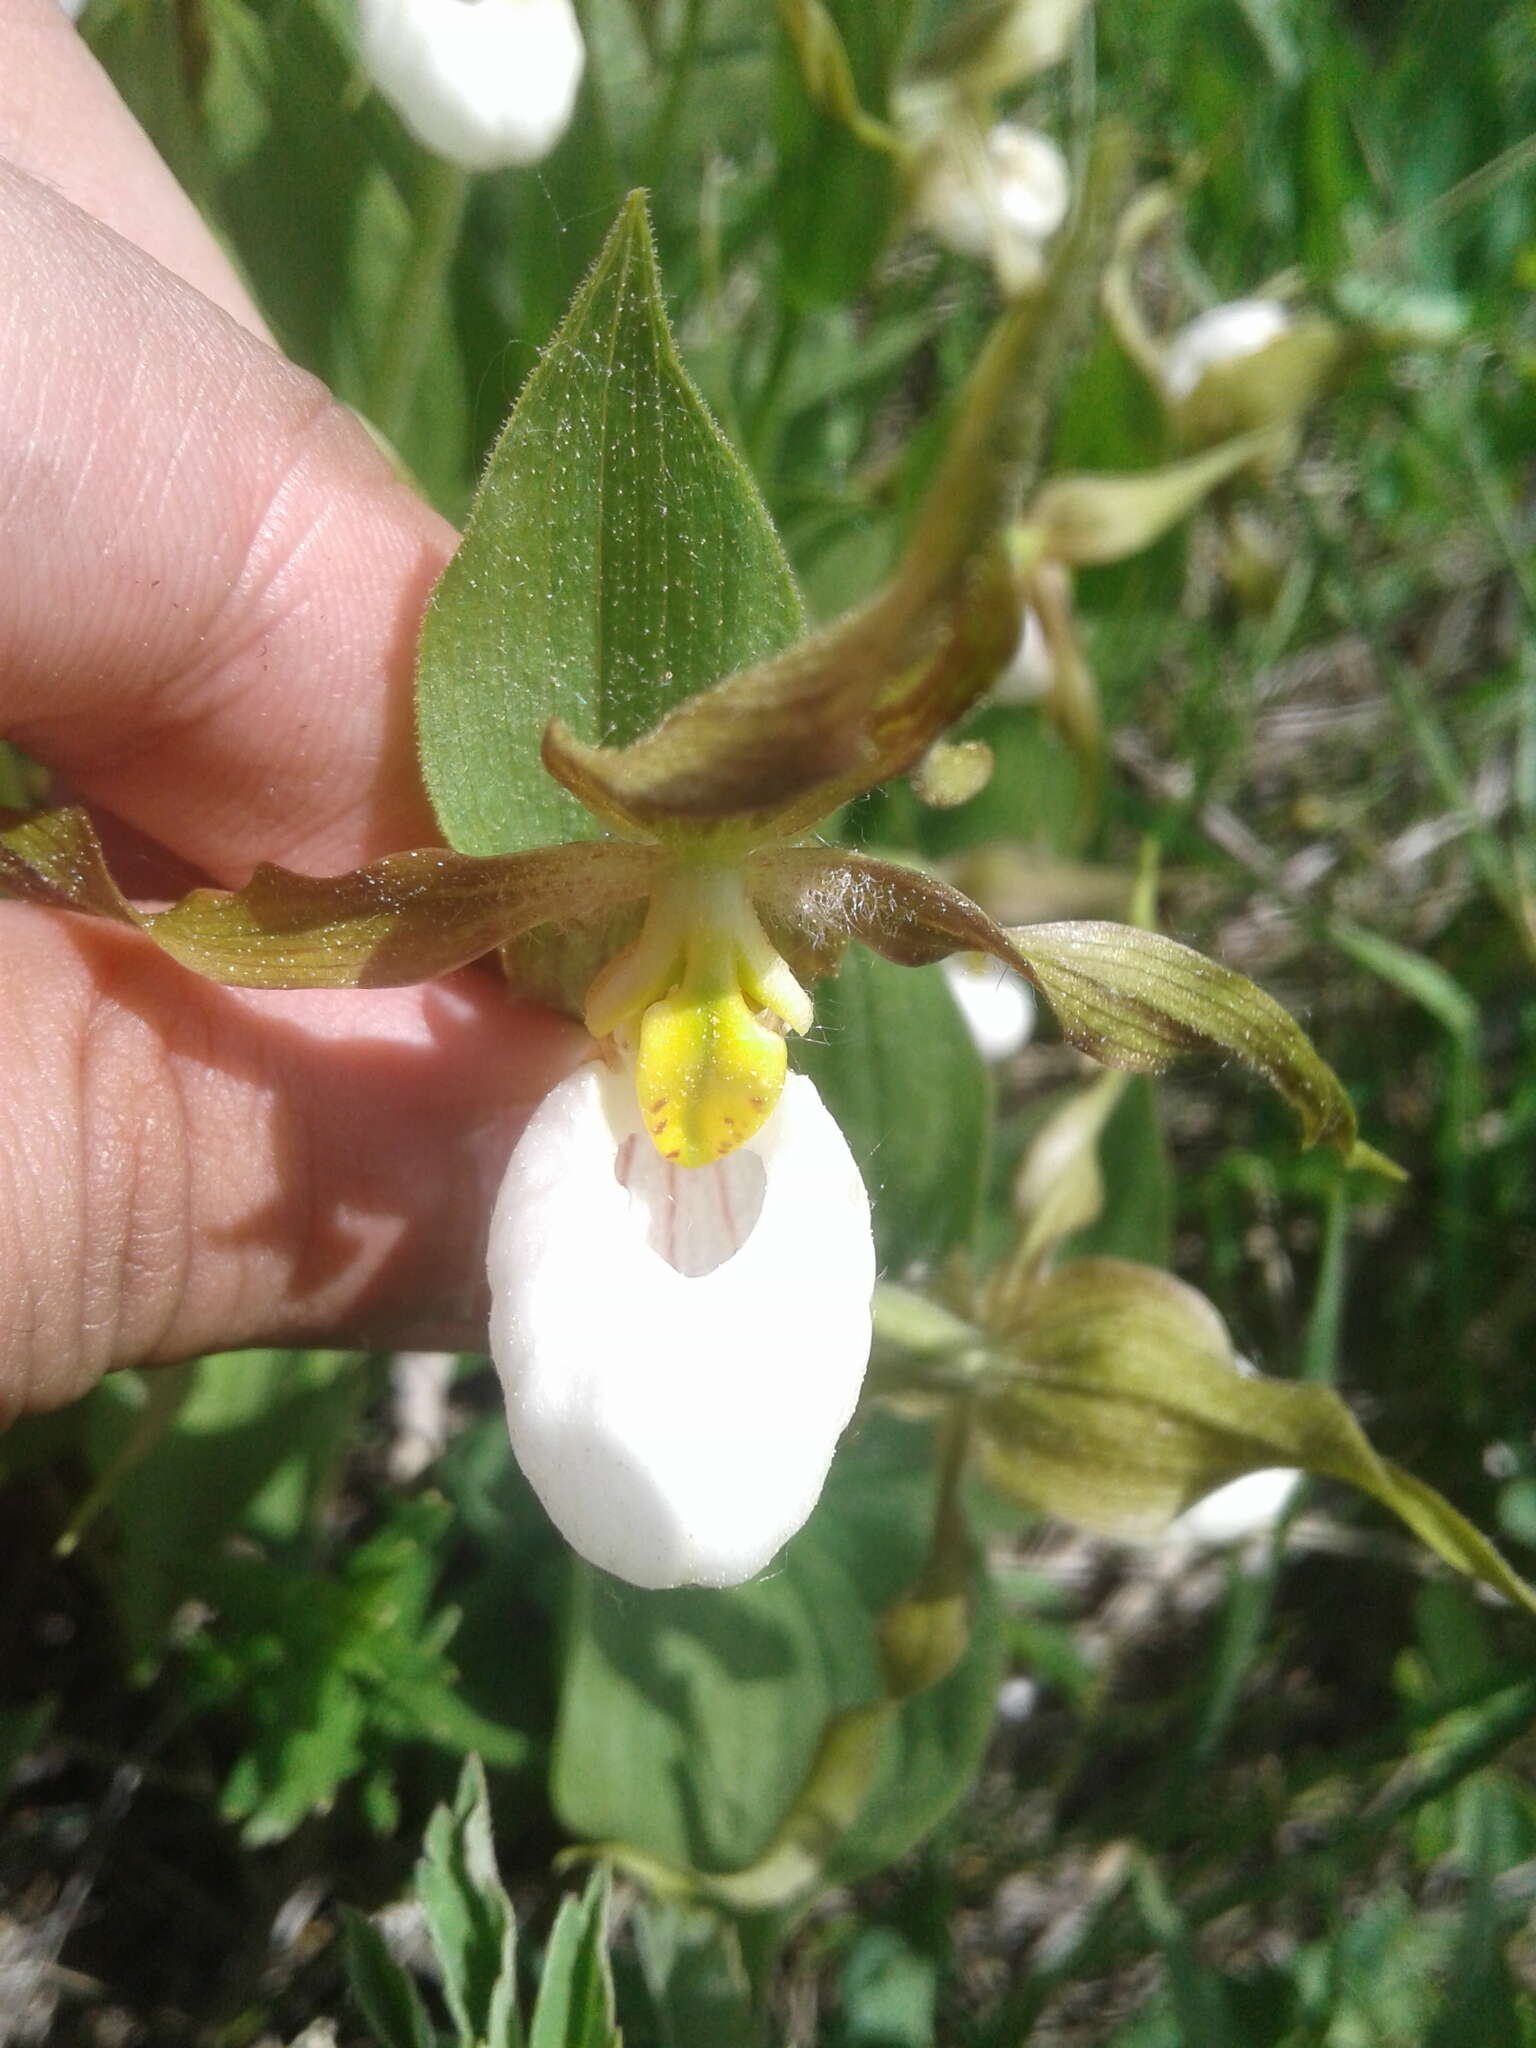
[914,123,1071,295]
[1160,297,1292,405]
[1173,1467,1300,1546]
[356,0,585,172]
[911,0,1092,99]
[488,1063,875,1590]
[1159,297,1347,451]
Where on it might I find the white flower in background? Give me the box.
[488,1062,875,1590]
[981,0,1093,86]
[992,603,1054,706]
[915,123,1071,295]
[1160,297,1291,405]
[942,953,1037,1063]
[1174,1467,1301,1546]
[357,0,585,172]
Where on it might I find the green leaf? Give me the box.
[527,1871,621,2048]
[416,1757,523,2048]
[416,192,804,857]
[0,805,653,991]
[536,132,1131,846]
[76,1349,361,1668]
[341,1906,439,2048]
[551,1417,1002,1900]
[1005,920,1400,1174]
[794,948,991,1271]
[974,1259,1536,1616]
[190,1497,526,1846]
[629,1900,756,2048]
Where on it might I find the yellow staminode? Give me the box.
[582,865,813,1167]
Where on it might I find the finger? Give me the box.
[0,0,268,334]
[0,906,587,1421]
[0,163,457,880]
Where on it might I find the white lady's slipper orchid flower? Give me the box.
[1160,297,1291,405]
[488,1062,876,1590]
[942,953,1036,1063]
[915,123,1071,295]
[1173,1468,1301,1546]
[581,863,813,1168]
[992,603,1054,705]
[357,0,584,171]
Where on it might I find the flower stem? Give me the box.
[370,153,470,450]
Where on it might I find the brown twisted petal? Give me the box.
[0,804,657,989]
[746,845,1032,977]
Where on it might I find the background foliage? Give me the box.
[3,0,1536,2041]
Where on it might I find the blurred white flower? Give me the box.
[357,0,584,172]
[992,603,1054,705]
[981,0,1092,86]
[942,953,1037,1063]
[1174,1467,1301,1545]
[1160,297,1291,404]
[915,123,1071,295]
[488,1062,875,1589]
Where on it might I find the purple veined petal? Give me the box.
[487,1063,876,1589]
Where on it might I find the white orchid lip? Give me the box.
[357,0,585,172]
[1161,297,1291,404]
[488,1062,876,1590]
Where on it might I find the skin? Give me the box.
[0,0,586,1422]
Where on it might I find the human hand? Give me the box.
[0,0,585,1421]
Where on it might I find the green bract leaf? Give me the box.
[1005,920,1401,1174]
[416,191,804,857]
[539,129,1131,845]
[974,1259,1536,1616]
[0,805,652,991]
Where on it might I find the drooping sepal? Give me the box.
[750,847,1392,1174]
[1002,920,1401,1174]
